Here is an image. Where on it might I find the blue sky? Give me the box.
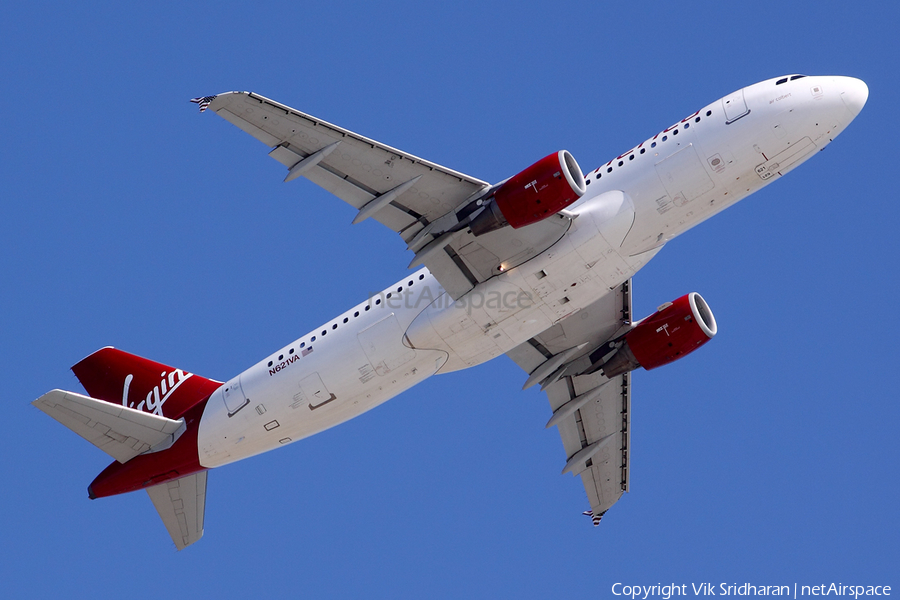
[2,2,896,598]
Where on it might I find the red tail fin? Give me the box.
[72,347,221,420]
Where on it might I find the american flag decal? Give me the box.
[190,95,217,113]
[582,510,603,526]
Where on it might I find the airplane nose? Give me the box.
[839,77,869,118]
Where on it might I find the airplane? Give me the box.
[33,74,868,549]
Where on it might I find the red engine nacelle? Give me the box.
[470,150,586,236]
[602,292,717,378]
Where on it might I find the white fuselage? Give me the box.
[197,75,866,468]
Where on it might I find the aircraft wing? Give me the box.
[505,280,632,525]
[198,92,573,299]
[203,91,488,232]
[146,471,207,551]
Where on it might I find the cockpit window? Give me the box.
[778,75,807,85]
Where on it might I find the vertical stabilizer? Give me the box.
[71,347,221,419]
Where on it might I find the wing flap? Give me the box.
[506,280,632,525]
[301,163,421,235]
[419,246,475,299]
[146,471,207,551]
[268,143,304,168]
[538,370,631,525]
[32,390,185,464]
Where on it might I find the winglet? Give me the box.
[582,509,603,526]
[190,96,218,113]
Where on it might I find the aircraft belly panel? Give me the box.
[357,314,416,376]
[198,326,446,468]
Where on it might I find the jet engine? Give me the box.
[601,292,717,378]
[470,150,586,236]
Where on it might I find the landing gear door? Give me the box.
[222,376,249,417]
[722,88,750,124]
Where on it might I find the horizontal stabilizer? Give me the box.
[146,471,207,551]
[33,390,186,464]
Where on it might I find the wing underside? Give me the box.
[202,91,574,299]
[506,280,632,524]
